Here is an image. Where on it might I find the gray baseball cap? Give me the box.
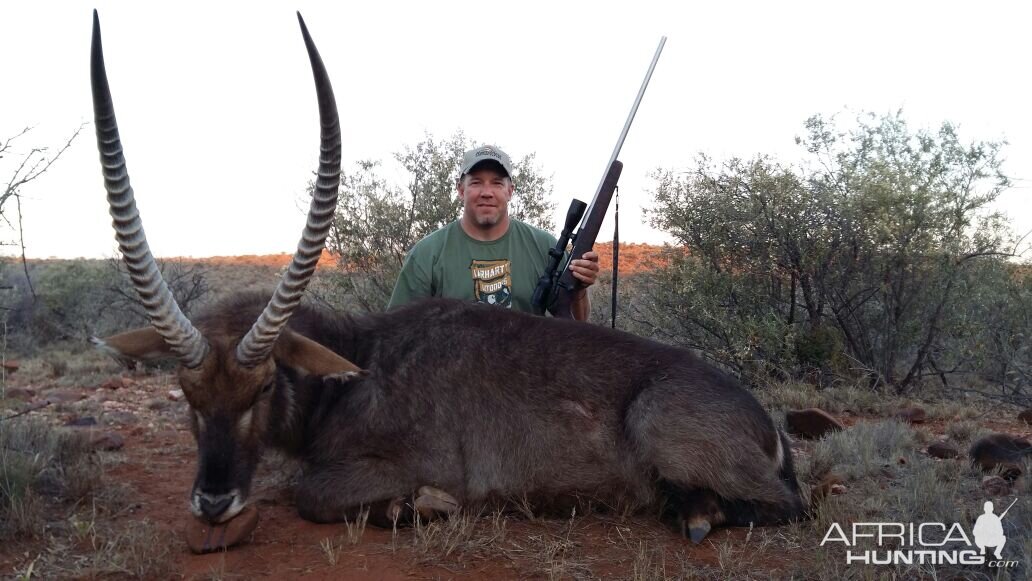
[459,145,514,180]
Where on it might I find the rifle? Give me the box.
[532,36,666,318]
[999,498,1018,520]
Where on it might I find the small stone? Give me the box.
[981,475,1011,497]
[145,398,169,411]
[87,431,125,451]
[65,416,99,427]
[927,441,960,459]
[785,408,844,439]
[44,389,85,404]
[2,387,35,400]
[829,484,847,495]
[1019,409,1032,425]
[2,360,20,373]
[100,377,133,390]
[167,389,184,402]
[184,506,260,554]
[895,406,926,424]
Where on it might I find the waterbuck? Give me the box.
[89,11,806,544]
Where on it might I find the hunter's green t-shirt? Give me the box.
[387,220,557,313]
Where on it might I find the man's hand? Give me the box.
[568,251,600,287]
[568,250,598,322]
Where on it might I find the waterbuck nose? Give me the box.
[198,492,235,520]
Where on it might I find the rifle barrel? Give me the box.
[584,36,666,217]
[999,497,1018,519]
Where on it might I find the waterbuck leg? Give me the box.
[659,483,725,544]
[413,485,460,521]
[295,460,460,528]
[295,458,418,527]
[627,382,806,540]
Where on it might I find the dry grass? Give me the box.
[1,419,102,538]
[14,347,128,389]
[0,418,174,578]
[320,508,370,565]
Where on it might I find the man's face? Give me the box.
[458,165,513,228]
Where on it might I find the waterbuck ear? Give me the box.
[272,329,365,381]
[91,327,174,367]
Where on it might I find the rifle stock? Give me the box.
[548,160,623,319]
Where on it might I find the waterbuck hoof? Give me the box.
[384,496,408,525]
[682,517,711,544]
[185,505,259,554]
[414,485,459,520]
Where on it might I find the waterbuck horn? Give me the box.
[91,10,209,369]
[235,12,342,367]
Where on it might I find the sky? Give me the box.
[1,0,1029,259]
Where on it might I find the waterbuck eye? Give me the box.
[261,382,275,396]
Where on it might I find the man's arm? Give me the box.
[566,251,600,322]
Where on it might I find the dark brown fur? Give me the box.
[157,291,806,536]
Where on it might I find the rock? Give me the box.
[104,411,139,425]
[927,441,960,459]
[785,408,844,439]
[2,387,35,400]
[65,416,99,427]
[23,401,50,413]
[969,433,1031,480]
[167,389,184,402]
[1019,409,1032,425]
[44,389,85,404]
[1,360,20,373]
[981,475,1011,496]
[895,406,926,424]
[145,398,169,411]
[184,506,260,554]
[87,431,125,451]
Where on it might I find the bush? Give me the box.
[643,111,1025,395]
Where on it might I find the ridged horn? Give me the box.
[235,13,342,367]
[91,10,209,369]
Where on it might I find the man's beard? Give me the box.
[475,213,501,227]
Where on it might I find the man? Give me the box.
[388,144,599,320]
[973,500,1008,560]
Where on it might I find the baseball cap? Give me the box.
[459,145,514,180]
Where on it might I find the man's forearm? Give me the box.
[572,289,590,321]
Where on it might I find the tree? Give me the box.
[316,132,555,312]
[1,124,86,300]
[643,111,1019,393]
